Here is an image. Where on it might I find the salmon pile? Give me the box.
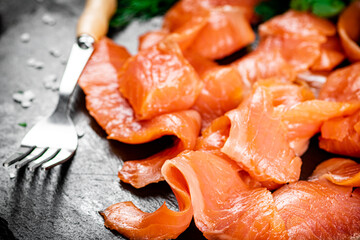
[78,0,360,239]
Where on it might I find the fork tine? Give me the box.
[14,147,47,169]
[41,149,74,170]
[3,146,35,167]
[27,148,61,171]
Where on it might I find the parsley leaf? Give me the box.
[290,0,347,18]
[255,0,290,21]
[18,122,27,127]
[110,0,178,29]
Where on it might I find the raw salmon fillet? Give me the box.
[311,36,345,71]
[79,38,201,188]
[233,10,341,87]
[188,6,255,59]
[319,110,360,157]
[259,10,336,42]
[102,150,288,239]
[319,62,360,102]
[231,45,296,89]
[273,181,360,239]
[118,38,203,120]
[192,65,243,130]
[163,0,256,60]
[318,63,360,157]
[338,0,360,62]
[221,86,302,185]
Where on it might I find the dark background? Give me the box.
[0,0,342,239]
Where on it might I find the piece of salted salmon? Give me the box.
[273,181,360,239]
[319,110,360,158]
[338,0,360,62]
[163,0,256,60]
[192,65,243,130]
[188,6,255,60]
[319,62,360,102]
[311,36,345,71]
[309,158,360,187]
[221,86,302,185]
[318,63,360,157]
[259,35,323,72]
[239,10,342,86]
[259,10,336,42]
[78,38,201,188]
[231,45,296,89]
[274,157,360,239]
[118,38,203,121]
[138,12,209,52]
[162,0,257,32]
[102,150,288,239]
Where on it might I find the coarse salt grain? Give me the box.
[49,48,61,58]
[42,14,56,26]
[12,90,35,108]
[27,58,44,69]
[20,33,30,43]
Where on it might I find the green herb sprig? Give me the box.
[255,0,352,21]
[110,0,178,29]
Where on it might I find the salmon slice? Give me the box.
[338,0,360,62]
[255,80,315,109]
[101,158,193,240]
[273,181,360,239]
[192,66,243,130]
[163,150,288,239]
[163,0,256,60]
[162,0,256,32]
[188,6,255,60]
[138,30,168,51]
[309,158,360,187]
[79,37,201,188]
[319,110,360,158]
[318,63,360,157]
[196,115,231,151]
[259,10,336,42]
[319,62,360,102]
[140,14,210,52]
[102,150,288,239]
[279,100,360,155]
[117,110,201,188]
[231,46,296,89]
[183,50,218,76]
[311,36,345,71]
[162,0,209,32]
[221,86,302,184]
[259,36,322,72]
[78,38,131,94]
[118,38,203,120]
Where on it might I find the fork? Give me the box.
[3,0,117,171]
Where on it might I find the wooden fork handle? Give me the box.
[77,0,117,41]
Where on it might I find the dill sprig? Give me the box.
[255,0,352,21]
[110,0,178,29]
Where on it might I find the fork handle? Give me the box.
[55,0,117,113]
[77,0,117,42]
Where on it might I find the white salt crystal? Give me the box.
[23,90,35,101]
[42,14,56,26]
[49,48,61,58]
[20,33,30,43]
[21,100,32,108]
[12,92,24,103]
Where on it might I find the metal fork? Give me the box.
[3,35,94,172]
[3,0,117,172]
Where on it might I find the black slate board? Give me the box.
[0,1,354,239]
